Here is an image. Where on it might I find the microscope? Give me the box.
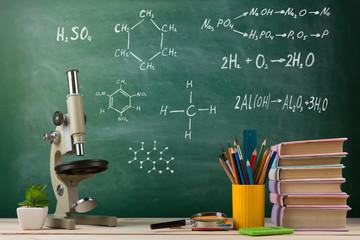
[43,70,117,229]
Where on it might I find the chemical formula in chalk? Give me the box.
[160,80,216,140]
[114,10,178,71]
[128,141,175,174]
[221,52,315,70]
[56,26,92,42]
[95,79,147,122]
[234,93,329,113]
[201,6,330,41]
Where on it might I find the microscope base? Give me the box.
[45,214,117,230]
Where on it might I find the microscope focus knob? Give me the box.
[53,111,64,126]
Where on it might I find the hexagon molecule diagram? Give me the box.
[128,141,175,173]
[96,79,147,122]
[114,9,178,71]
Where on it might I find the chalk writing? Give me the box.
[234,93,329,113]
[114,10,178,71]
[56,26,92,42]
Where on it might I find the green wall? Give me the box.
[0,0,359,218]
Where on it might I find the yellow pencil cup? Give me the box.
[232,184,265,229]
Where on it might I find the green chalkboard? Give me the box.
[0,0,359,219]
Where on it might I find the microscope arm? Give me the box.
[47,123,94,217]
[44,70,116,229]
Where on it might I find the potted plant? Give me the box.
[17,179,50,229]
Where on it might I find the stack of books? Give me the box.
[269,138,351,231]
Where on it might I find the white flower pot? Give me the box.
[17,207,48,230]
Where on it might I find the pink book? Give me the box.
[271,204,351,231]
[271,138,348,159]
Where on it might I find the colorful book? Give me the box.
[271,204,351,231]
[269,179,345,194]
[271,155,346,168]
[268,165,345,181]
[270,192,349,207]
[271,138,347,159]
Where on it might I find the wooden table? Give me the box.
[1,218,359,239]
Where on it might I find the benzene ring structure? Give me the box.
[97,79,147,122]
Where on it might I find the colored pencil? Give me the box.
[254,149,269,184]
[263,151,277,184]
[257,150,273,185]
[228,144,240,184]
[253,139,266,181]
[221,147,234,177]
[218,156,235,184]
[250,148,257,172]
[234,150,247,185]
[234,137,242,157]
[246,159,254,185]
[233,139,249,184]
[218,136,272,185]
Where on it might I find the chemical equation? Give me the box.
[95,79,147,122]
[234,93,329,113]
[201,7,330,41]
[221,52,315,70]
[128,141,175,174]
[160,80,216,140]
[56,26,92,42]
[114,10,178,71]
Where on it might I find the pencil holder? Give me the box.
[232,184,265,229]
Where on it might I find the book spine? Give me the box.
[269,192,284,206]
[268,168,279,181]
[271,204,283,227]
[271,154,280,168]
[268,180,280,194]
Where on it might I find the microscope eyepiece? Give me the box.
[66,69,80,94]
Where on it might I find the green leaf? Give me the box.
[35,200,50,207]
[18,200,32,206]
[25,189,32,201]
[38,193,48,201]
[39,183,48,192]
[28,179,33,188]
[29,188,42,199]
